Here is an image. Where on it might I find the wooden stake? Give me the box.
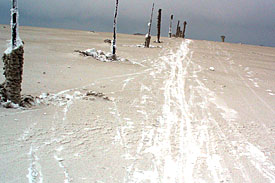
[156,9,162,43]
[182,21,187,38]
[176,20,180,37]
[169,15,173,38]
[145,3,154,48]
[112,0,119,56]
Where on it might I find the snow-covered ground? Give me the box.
[0,25,274,183]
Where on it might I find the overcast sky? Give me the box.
[0,0,274,47]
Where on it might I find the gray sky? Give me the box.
[0,0,275,47]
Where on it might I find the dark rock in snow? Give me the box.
[20,95,35,108]
[133,33,145,36]
[85,91,111,101]
[104,39,112,44]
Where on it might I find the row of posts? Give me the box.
[174,20,187,38]
[145,3,188,48]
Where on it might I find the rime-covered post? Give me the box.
[182,21,187,38]
[111,0,119,57]
[168,15,173,38]
[1,0,24,105]
[156,9,162,43]
[176,20,180,37]
[11,0,18,48]
[145,3,154,48]
[221,35,225,42]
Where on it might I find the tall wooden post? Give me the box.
[176,20,180,37]
[156,9,162,43]
[168,15,173,38]
[145,3,154,48]
[182,21,187,38]
[112,0,119,57]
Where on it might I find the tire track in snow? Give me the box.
[126,40,233,182]
[27,146,43,183]
[152,40,232,182]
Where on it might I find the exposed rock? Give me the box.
[86,91,97,96]
[74,50,90,57]
[86,91,112,101]
[104,39,112,44]
[133,33,145,36]
[20,95,35,108]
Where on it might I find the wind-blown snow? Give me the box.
[76,48,129,62]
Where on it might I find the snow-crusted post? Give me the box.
[182,21,187,38]
[1,0,24,105]
[11,0,18,48]
[168,15,173,38]
[156,9,162,43]
[111,0,119,58]
[145,3,154,48]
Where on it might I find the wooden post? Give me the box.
[176,20,180,37]
[145,3,154,48]
[168,15,173,38]
[112,0,119,56]
[221,35,225,42]
[156,9,162,43]
[182,21,187,38]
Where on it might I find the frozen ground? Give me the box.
[0,25,275,183]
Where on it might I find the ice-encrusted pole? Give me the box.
[182,21,187,38]
[145,3,154,48]
[1,0,24,105]
[11,0,18,48]
[9,0,22,50]
[168,15,173,38]
[111,0,119,58]
[156,9,162,43]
